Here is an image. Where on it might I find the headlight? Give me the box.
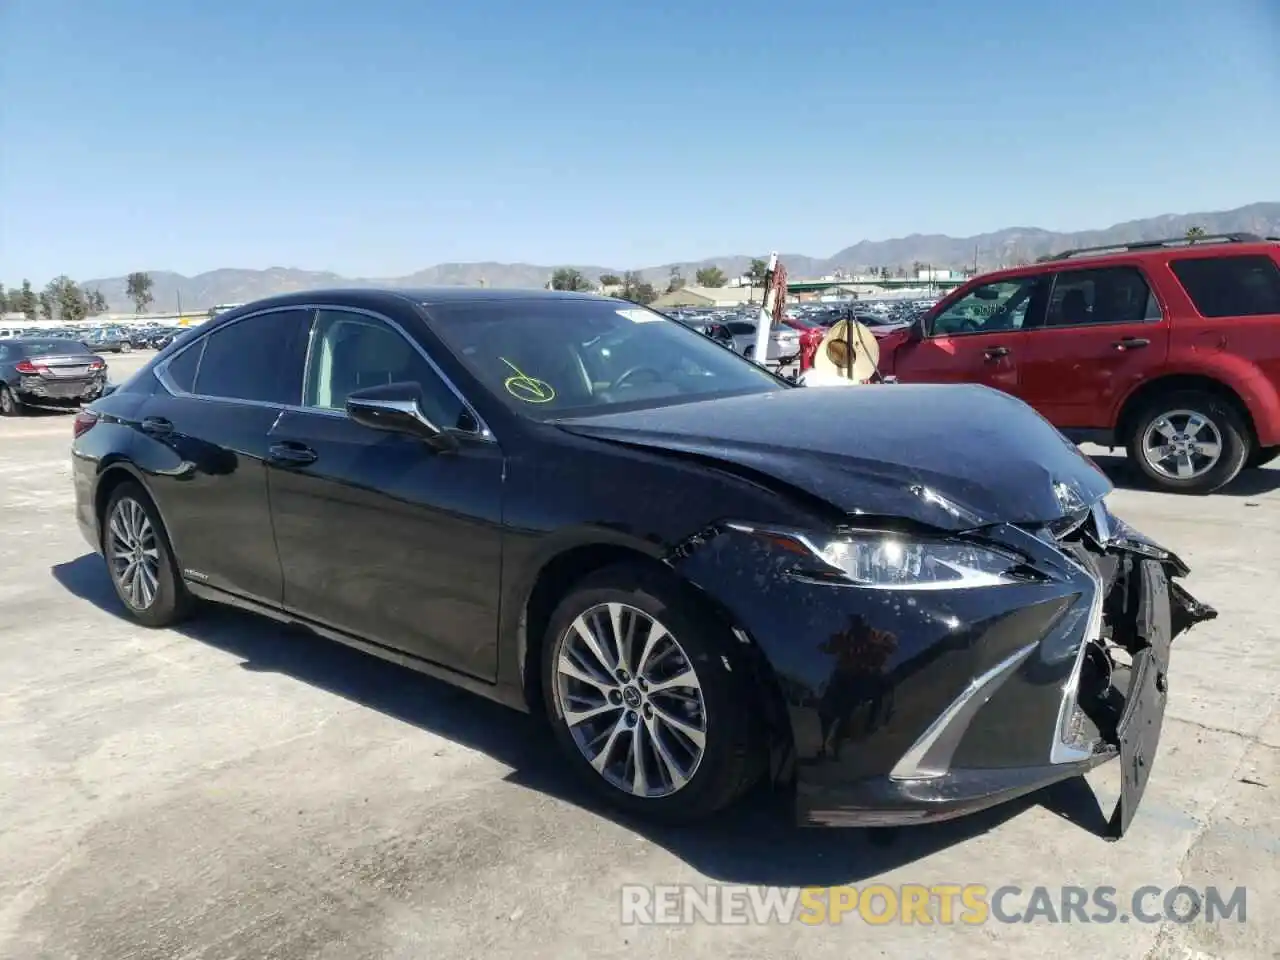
[814,534,1028,589]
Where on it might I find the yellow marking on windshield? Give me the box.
[500,357,556,404]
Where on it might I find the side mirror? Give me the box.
[905,316,925,342]
[345,382,459,452]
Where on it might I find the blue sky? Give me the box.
[2,0,1278,283]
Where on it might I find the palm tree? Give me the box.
[1185,226,1206,241]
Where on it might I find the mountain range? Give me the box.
[83,202,1279,313]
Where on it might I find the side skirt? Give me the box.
[184,580,530,713]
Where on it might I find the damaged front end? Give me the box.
[1039,502,1217,838]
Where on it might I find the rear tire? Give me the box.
[0,385,23,417]
[102,481,193,627]
[1126,390,1249,494]
[541,562,763,824]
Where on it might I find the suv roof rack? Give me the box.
[1047,233,1265,261]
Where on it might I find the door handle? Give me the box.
[140,416,173,436]
[983,346,1010,360]
[267,441,318,467]
[1114,337,1150,351]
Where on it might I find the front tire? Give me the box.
[102,481,192,627]
[1126,391,1249,494]
[541,563,763,824]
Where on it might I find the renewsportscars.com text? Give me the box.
[620,883,1247,926]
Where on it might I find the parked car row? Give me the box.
[664,307,802,364]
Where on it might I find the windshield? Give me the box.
[424,298,784,418]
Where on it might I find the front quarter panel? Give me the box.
[497,426,840,689]
[670,523,1090,780]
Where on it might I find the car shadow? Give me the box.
[15,404,78,418]
[52,553,1111,887]
[1085,451,1280,497]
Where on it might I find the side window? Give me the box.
[303,309,475,432]
[725,322,754,336]
[164,341,204,393]
[931,278,1037,336]
[193,309,312,404]
[0,344,9,362]
[1169,255,1280,318]
[1043,267,1156,327]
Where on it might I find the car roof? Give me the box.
[11,337,87,347]
[219,287,614,317]
[973,235,1280,285]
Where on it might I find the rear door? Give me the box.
[891,275,1045,397]
[141,308,312,604]
[1016,264,1169,430]
[1164,251,1280,443]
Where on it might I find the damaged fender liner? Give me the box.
[1105,558,1216,839]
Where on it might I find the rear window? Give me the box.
[21,340,87,356]
[1169,254,1280,318]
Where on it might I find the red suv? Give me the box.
[877,234,1280,493]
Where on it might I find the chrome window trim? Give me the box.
[152,302,495,441]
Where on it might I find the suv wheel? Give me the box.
[1126,391,1250,494]
[541,563,762,824]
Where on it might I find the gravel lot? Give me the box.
[2,351,1276,960]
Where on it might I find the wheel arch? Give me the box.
[93,462,177,555]
[1115,373,1258,451]
[514,540,795,781]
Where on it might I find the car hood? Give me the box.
[554,384,1112,531]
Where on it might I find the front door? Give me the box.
[1016,263,1170,430]
[892,275,1047,397]
[266,307,504,680]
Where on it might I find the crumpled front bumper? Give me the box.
[788,505,1217,838]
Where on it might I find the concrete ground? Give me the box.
[1,351,1276,960]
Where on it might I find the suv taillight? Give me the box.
[72,410,99,438]
[15,359,44,374]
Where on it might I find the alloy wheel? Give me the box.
[0,388,14,415]
[1141,409,1223,481]
[107,497,161,610]
[554,602,707,798]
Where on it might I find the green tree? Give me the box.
[86,289,109,314]
[665,266,685,294]
[745,258,768,287]
[598,273,621,286]
[40,276,89,323]
[550,267,591,292]
[1185,225,1206,240]
[695,266,726,287]
[616,271,657,305]
[16,280,38,320]
[125,271,154,313]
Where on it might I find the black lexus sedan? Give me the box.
[1,338,108,415]
[70,288,1215,836]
